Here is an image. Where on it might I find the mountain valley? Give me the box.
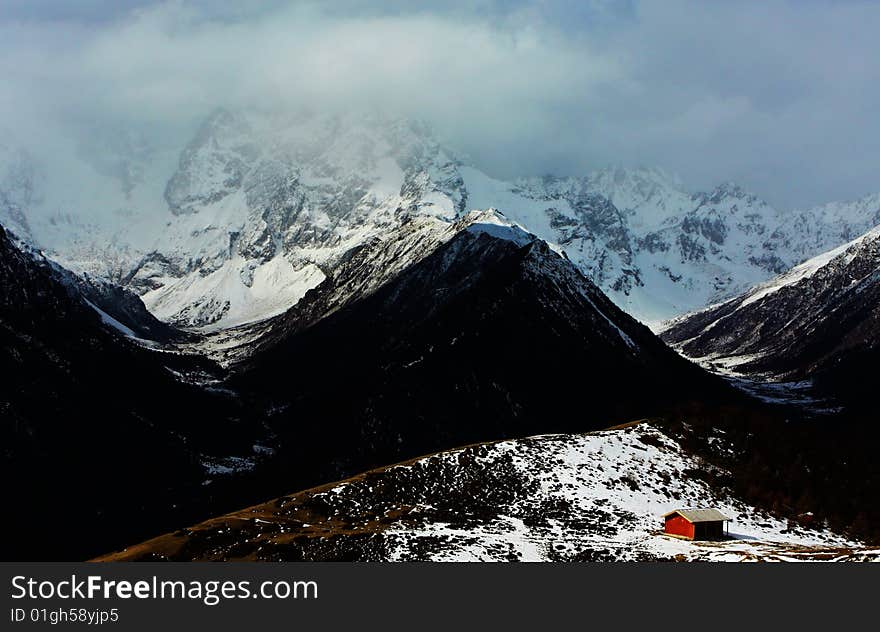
[2,109,880,561]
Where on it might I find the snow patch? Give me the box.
[82,298,137,338]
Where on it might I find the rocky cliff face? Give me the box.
[125,111,467,328]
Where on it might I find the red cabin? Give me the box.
[662,509,730,540]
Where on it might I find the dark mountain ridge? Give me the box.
[228,213,738,491]
[0,211,749,560]
[661,226,880,411]
[0,224,267,559]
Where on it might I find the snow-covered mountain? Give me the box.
[2,202,737,559]
[661,225,880,410]
[96,422,873,562]
[0,141,37,242]
[4,108,880,328]
[467,171,794,322]
[224,208,732,489]
[125,111,466,328]
[773,193,880,262]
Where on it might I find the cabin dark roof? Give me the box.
[662,508,731,523]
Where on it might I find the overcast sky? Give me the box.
[1,0,878,209]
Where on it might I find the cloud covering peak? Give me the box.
[1,0,878,209]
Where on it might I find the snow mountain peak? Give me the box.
[5,107,880,328]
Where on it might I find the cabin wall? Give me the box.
[664,515,695,539]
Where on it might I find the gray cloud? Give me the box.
[1,0,878,209]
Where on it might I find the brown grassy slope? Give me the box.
[92,429,542,562]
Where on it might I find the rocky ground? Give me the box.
[96,422,877,562]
